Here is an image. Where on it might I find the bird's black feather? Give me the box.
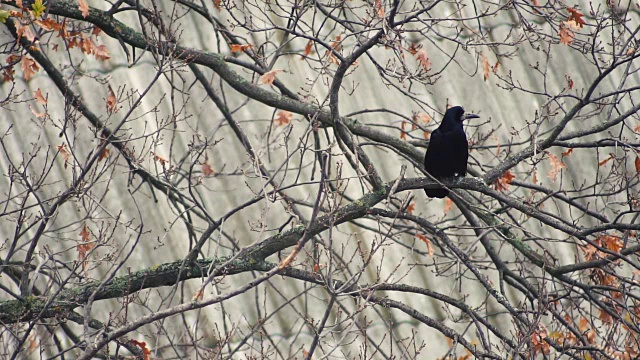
[424,106,476,198]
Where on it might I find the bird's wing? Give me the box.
[424,129,452,198]
[424,129,447,178]
[455,135,469,176]
[450,131,469,176]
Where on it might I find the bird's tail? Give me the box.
[424,187,449,198]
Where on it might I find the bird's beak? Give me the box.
[461,113,480,121]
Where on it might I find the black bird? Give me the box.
[424,106,479,198]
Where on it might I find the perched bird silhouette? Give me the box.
[424,106,479,198]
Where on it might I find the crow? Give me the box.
[424,106,479,198]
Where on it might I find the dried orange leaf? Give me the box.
[106,85,117,114]
[322,35,342,64]
[34,88,46,104]
[494,170,515,191]
[16,23,36,43]
[530,324,550,357]
[406,202,415,215]
[581,243,598,261]
[407,42,421,55]
[81,37,95,55]
[259,69,283,85]
[577,317,596,344]
[35,18,63,31]
[416,234,434,256]
[80,223,91,241]
[21,56,39,81]
[415,49,431,72]
[130,340,151,360]
[274,110,292,126]
[598,154,614,166]
[481,53,490,81]
[77,225,94,254]
[375,0,384,17]
[565,75,574,89]
[600,234,622,252]
[561,148,573,157]
[567,7,585,28]
[230,43,253,53]
[418,113,431,123]
[302,40,313,58]
[446,336,454,347]
[330,35,342,51]
[546,151,566,182]
[3,66,15,82]
[153,153,169,166]
[599,308,613,324]
[57,143,70,168]
[98,147,110,161]
[202,160,214,176]
[77,224,95,273]
[94,44,110,61]
[29,104,46,118]
[559,22,575,45]
[566,20,581,30]
[444,198,453,213]
[635,155,640,176]
[78,0,89,18]
[6,54,21,64]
